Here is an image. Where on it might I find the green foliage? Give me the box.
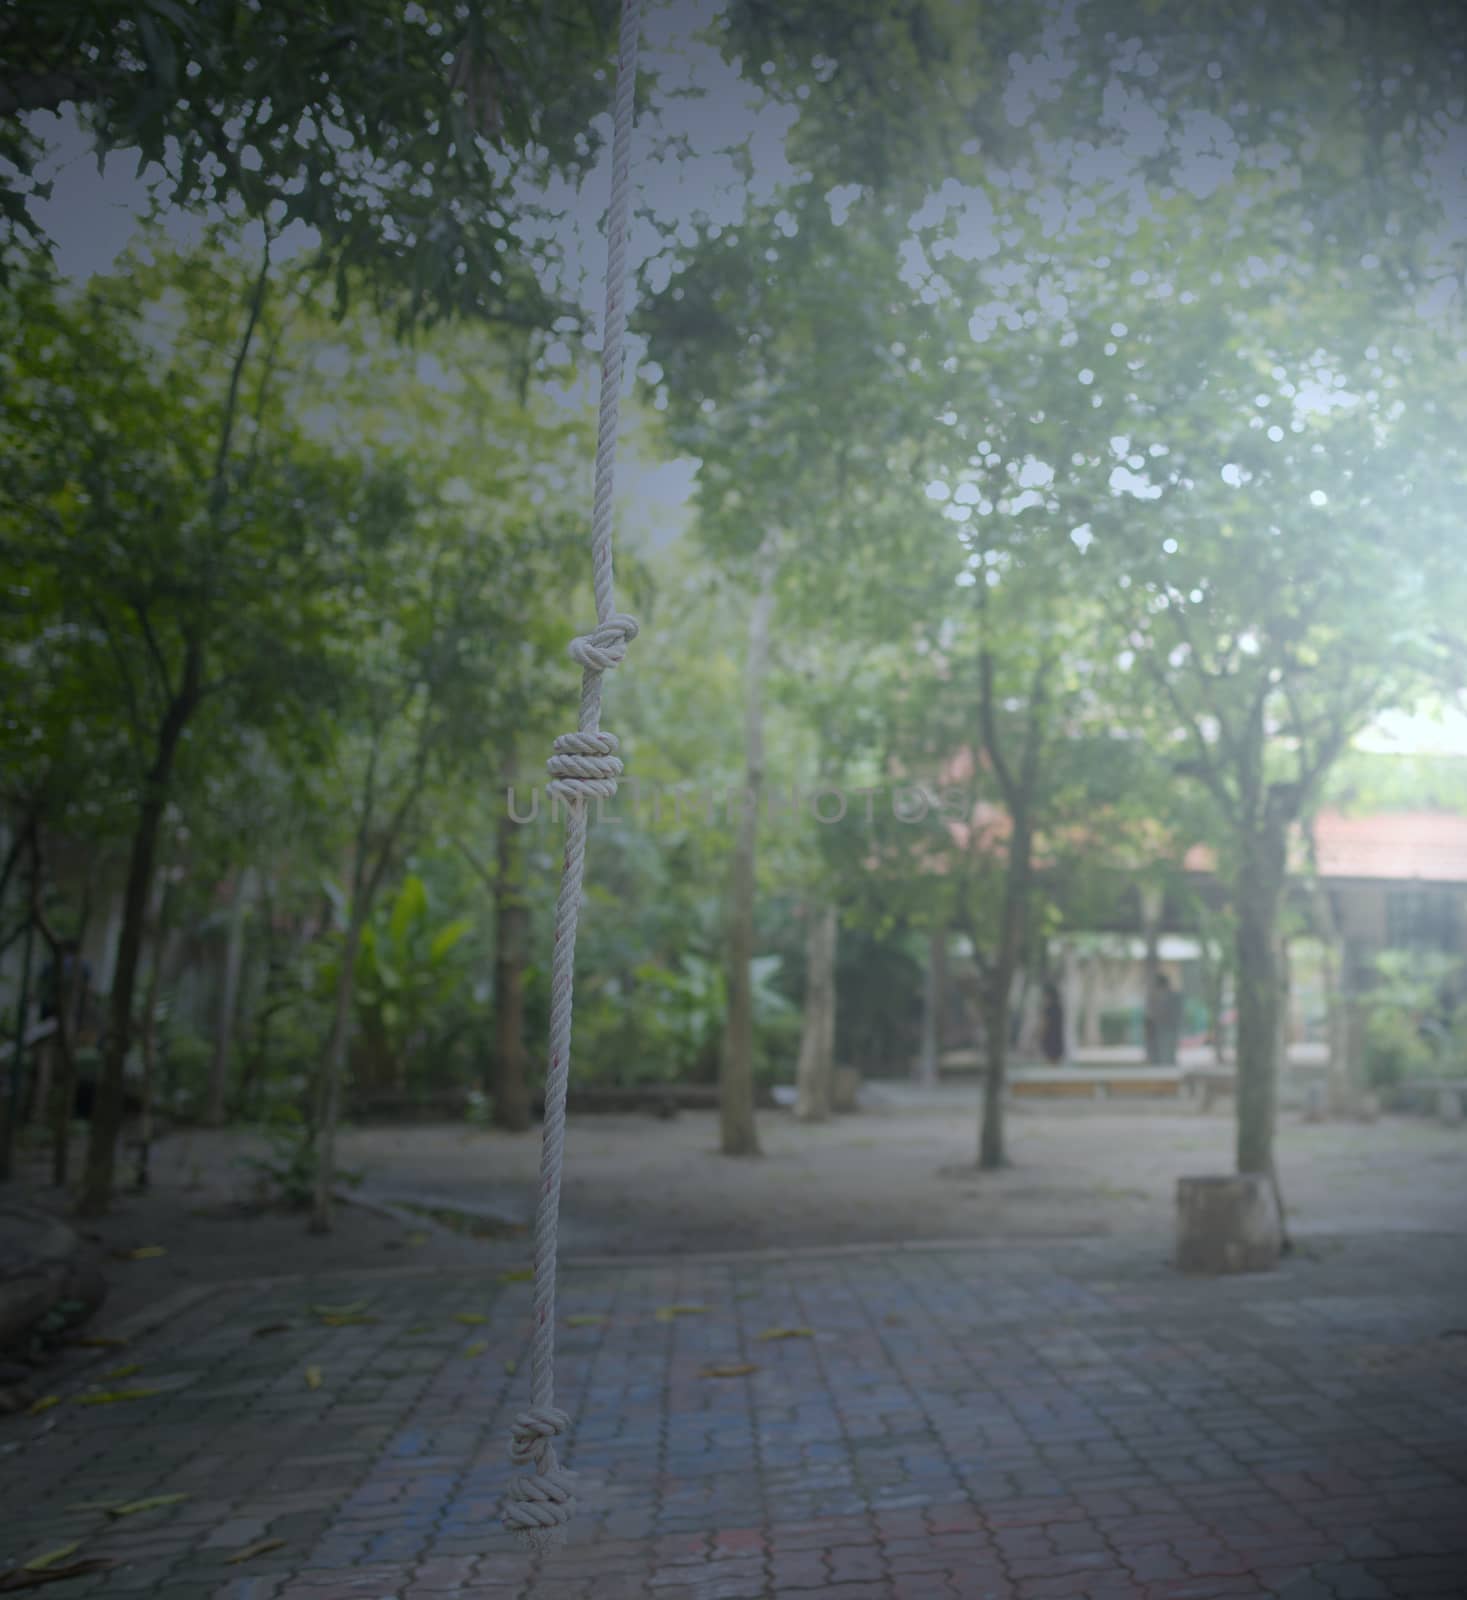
[241,1105,363,1211]
[2,0,622,329]
[1363,950,1467,1088]
[352,873,473,1091]
[567,952,796,1087]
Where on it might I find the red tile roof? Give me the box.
[1306,809,1467,885]
[1185,810,1467,885]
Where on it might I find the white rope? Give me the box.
[502,0,643,1555]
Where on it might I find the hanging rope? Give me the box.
[502,0,643,1555]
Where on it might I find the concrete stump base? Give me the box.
[1175,1173,1282,1275]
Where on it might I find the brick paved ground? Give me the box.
[5,1231,1466,1599]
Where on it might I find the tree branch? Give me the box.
[977,647,1017,810]
[209,233,274,520]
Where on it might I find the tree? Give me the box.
[1,0,625,331]
[644,185,935,1154]
[1079,249,1464,1182]
[0,249,373,1213]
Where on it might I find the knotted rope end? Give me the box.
[503,1405,577,1551]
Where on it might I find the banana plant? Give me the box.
[351,873,473,1094]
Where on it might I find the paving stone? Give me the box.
[3,1233,1464,1600]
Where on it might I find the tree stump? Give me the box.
[832,1066,861,1113]
[1175,1174,1282,1275]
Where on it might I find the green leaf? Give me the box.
[428,917,472,962]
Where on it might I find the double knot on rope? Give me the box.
[504,1404,577,1548]
[546,612,639,804]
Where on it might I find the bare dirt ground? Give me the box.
[12,1091,1465,1332]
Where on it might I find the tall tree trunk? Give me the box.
[795,904,838,1120]
[492,753,531,1133]
[235,876,277,1121]
[48,879,91,1188]
[1141,884,1163,1063]
[310,909,366,1234]
[916,926,945,1086]
[1304,823,1351,1113]
[134,871,175,1193]
[979,812,1033,1171]
[721,552,776,1158]
[78,649,200,1216]
[1234,810,1288,1176]
[205,865,254,1126]
[0,845,37,1182]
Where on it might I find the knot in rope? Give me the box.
[568,611,639,672]
[546,730,623,803]
[504,1404,577,1546]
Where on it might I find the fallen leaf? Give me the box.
[304,1367,322,1391]
[497,1268,534,1283]
[699,1363,758,1378]
[0,1557,113,1592]
[453,1312,488,1325]
[654,1304,710,1323]
[503,1358,518,1375]
[756,1327,815,1342]
[406,1232,429,1246]
[565,1314,607,1327]
[109,1494,189,1519]
[309,1300,367,1318]
[224,1539,286,1566]
[72,1336,127,1350]
[73,1388,159,1407]
[405,1323,431,1335]
[99,1363,141,1381]
[463,1342,488,1358]
[21,1547,78,1574]
[26,1396,60,1417]
[316,1314,378,1328]
[251,1323,292,1339]
[112,1246,166,1261]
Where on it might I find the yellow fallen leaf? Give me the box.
[304,1367,322,1391]
[463,1342,487,1358]
[406,1232,429,1246]
[23,1542,80,1572]
[100,1363,141,1380]
[316,1314,378,1327]
[757,1327,815,1342]
[120,1246,166,1261]
[699,1363,758,1378]
[405,1323,431,1335]
[565,1314,607,1327]
[310,1300,367,1318]
[27,1395,61,1417]
[109,1493,190,1519]
[498,1268,534,1283]
[73,1388,159,1407]
[503,1358,518,1375]
[73,1336,127,1349]
[453,1312,488,1325]
[224,1539,286,1566]
[655,1304,710,1322]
